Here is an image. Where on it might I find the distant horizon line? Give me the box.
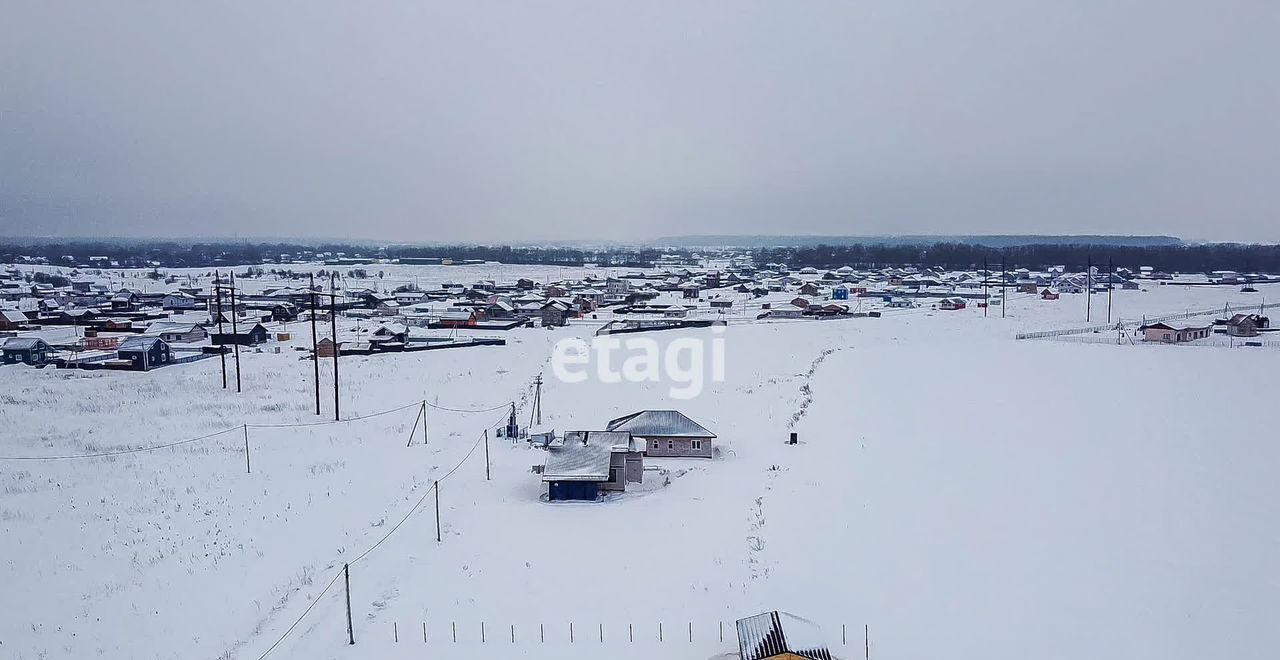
[6,232,1280,248]
[0,232,1205,245]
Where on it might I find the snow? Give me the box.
[1,265,1277,660]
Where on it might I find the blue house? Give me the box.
[211,323,269,346]
[2,337,52,365]
[832,285,850,300]
[116,336,173,371]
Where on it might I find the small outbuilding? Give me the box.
[541,430,644,502]
[542,442,612,502]
[315,337,341,358]
[0,309,29,331]
[1225,313,1269,337]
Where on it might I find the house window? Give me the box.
[691,440,702,451]
[667,440,674,450]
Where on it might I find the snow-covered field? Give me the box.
[2,269,1277,660]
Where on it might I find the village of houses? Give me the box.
[2,257,1275,372]
[1,255,1275,504]
[3,252,1278,660]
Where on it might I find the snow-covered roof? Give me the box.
[562,430,634,452]
[541,443,611,482]
[118,336,165,352]
[374,323,408,336]
[605,410,715,438]
[145,322,202,335]
[736,611,832,660]
[2,337,47,350]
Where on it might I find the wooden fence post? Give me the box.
[434,481,441,542]
[343,563,354,645]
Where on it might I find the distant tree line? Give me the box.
[755,242,1280,273]
[0,241,662,269]
[2,240,1279,273]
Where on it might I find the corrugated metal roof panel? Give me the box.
[606,410,716,438]
[541,443,611,482]
[736,611,831,660]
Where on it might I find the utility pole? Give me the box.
[310,273,320,416]
[344,563,355,645]
[983,256,989,317]
[484,429,491,481]
[1001,257,1007,318]
[215,271,227,389]
[1107,257,1114,324]
[330,273,340,421]
[1086,255,1093,323]
[434,481,442,542]
[529,374,543,428]
[229,270,242,392]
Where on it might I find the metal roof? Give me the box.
[144,322,202,335]
[117,336,165,352]
[605,410,716,439]
[3,337,47,350]
[541,443,612,482]
[736,611,832,660]
[562,430,635,452]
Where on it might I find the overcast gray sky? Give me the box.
[1,1,1277,243]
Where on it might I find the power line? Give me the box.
[254,411,509,659]
[253,569,344,660]
[246,401,425,428]
[0,397,515,460]
[425,400,514,414]
[0,427,239,461]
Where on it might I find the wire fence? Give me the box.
[1016,301,1280,340]
[1050,334,1280,348]
[364,618,871,651]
